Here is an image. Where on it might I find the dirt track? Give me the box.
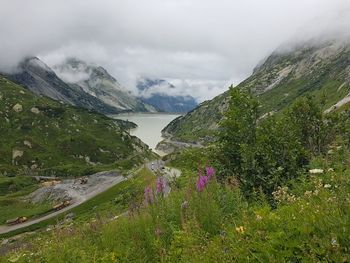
[0,171,125,235]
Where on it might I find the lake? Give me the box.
[112,113,180,155]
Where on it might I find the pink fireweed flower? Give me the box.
[196,166,215,192]
[144,186,154,204]
[196,175,207,192]
[156,177,166,195]
[205,166,215,179]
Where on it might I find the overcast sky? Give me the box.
[1,0,349,101]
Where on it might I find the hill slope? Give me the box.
[54,58,156,113]
[6,57,121,115]
[163,38,350,143]
[0,76,151,177]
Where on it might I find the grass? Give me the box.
[4,154,350,262]
[0,166,156,239]
[0,76,151,178]
[0,176,52,224]
[162,44,350,144]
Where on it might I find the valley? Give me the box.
[113,113,181,156]
[1,1,350,261]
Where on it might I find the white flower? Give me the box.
[324,184,331,189]
[309,169,324,174]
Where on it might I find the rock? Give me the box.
[12,103,23,112]
[12,149,24,164]
[23,140,32,148]
[309,169,324,174]
[1,238,9,245]
[30,107,40,114]
[65,212,75,220]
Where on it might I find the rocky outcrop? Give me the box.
[6,57,122,114]
[53,58,156,113]
[163,37,350,143]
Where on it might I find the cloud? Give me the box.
[1,0,350,101]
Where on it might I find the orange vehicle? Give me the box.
[52,200,71,211]
[6,216,28,225]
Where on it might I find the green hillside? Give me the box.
[0,76,151,177]
[163,39,350,143]
[4,93,350,262]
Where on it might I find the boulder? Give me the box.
[12,103,23,112]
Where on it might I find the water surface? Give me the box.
[112,113,180,155]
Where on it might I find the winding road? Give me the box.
[146,160,181,196]
[0,161,181,236]
[0,173,125,235]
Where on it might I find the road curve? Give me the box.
[0,175,125,235]
[146,160,181,196]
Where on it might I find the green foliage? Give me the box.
[218,87,259,180]
[0,176,52,224]
[0,76,151,177]
[0,167,155,238]
[217,88,342,199]
[5,163,350,262]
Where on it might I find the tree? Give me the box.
[217,87,259,184]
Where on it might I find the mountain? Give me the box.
[137,78,198,113]
[0,75,151,177]
[5,57,121,115]
[162,37,350,143]
[54,58,156,113]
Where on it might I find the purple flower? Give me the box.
[196,166,215,192]
[156,177,166,195]
[206,167,215,179]
[144,186,154,204]
[196,175,208,192]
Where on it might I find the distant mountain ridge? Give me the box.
[162,37,350,143]
[6,57,120,114]
[54,58,156,113]
[137,78,198,113]
[4,57,156,115]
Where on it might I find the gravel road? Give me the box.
[0,171,125,235]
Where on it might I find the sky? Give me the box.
[0,0,350,102]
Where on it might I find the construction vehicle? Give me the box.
[80,177,88,184]
[6,216,28,226]
[52,200,71,211]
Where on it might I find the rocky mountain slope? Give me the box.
[6,57,120,115]
[54,58,156,113]
[137,78,198,113]
[162,38,350,143]
[0,76,151,177]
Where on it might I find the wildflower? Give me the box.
[205,166,215,178]
[196,166,215,192]
[256,215,263,221]
[324,184,331,189]
[196,175,208,192]
[156,177,166,195]
[331,238,338,247]
[304,190,313,197]
[144,186,154,204]
[235,226,245,234]
[181,200,189,209]
[309,169,324,174]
